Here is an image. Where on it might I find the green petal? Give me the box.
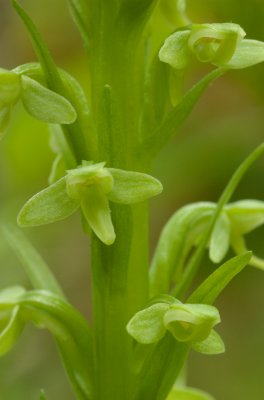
[126,303,169,344]
[189,23,245,65]
[192,329,225,355]
[81,185,116,245]
[21,75,77,124]
[17,177,79,227]
[225,39,264,69]
[66,162,113,200]
[108,168,163,204]
[209,211,230,263]
[159,30,191,69]
[164,303,220,343]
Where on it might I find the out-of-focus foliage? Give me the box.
[0,1,263,399]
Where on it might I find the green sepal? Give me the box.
[225,39,264,69]
[163,303,220,343]
[108,168,163,204]
[21,75,77,124]
[0,68,21,105]
[188,252,252,305]
[17,177,79,227]
[126,303,169,344]
[209,211,230,263]
[167,386,214,400]
[81,185,116,245]
[191,329,225,355]
[159,30,191,70]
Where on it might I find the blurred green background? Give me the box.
[0,0,264,399]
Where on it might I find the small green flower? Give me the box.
[0,67,76,137]
[127,298,224,354]
[159,22,264,70]
[163,302,220,343]
[18,161,163,246]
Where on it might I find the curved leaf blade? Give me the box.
[188,252,252,305]
[0,222,65,298]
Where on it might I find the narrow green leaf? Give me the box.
[21,75,76,124]
[209,212,230,263]
[17,178,79,227]
[0,288,93,399]
[167,386,214,400]
[188,252,252,305]
[191,329,225,355]
[81,186,116,245]
[174,143,264,298]
[140,68,224,158]
[108,168,163,204]
[12,0,64,92]
[150,202,215,297]
[68,0,90,49]
[127,303,169,344]
[0,222,65,299]
[12,1,88,162]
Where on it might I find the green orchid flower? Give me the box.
[0,67,76,137]
[159,22,264,70]
[127,298,224,355]
[17,161,163,245]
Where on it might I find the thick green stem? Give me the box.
[91,203,149,400]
